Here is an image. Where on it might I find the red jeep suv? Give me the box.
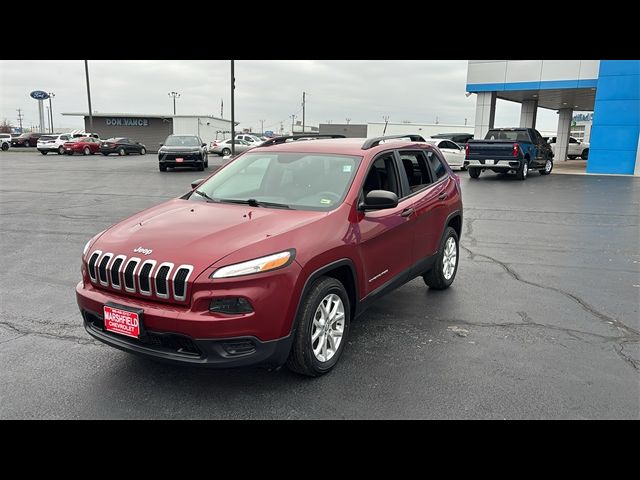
[77,134,463,376]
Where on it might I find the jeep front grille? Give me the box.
[86,250,192,303]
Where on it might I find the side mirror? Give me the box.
[360,190,399,211]
[202,143,207,147]
[159,143,163,146]
[191,178,205,190]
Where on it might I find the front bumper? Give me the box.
[81,307,292,367]
[465,159,522,169]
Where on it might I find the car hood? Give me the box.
[91,198,324,272]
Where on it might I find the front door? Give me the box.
[355,151,414,296]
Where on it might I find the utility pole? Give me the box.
[46,106,50,133]
[260,119,265,136]
[290,114,296,135]
[382,115,390,135]
[16,108,24,132]
[464,117,467,126]
[220,98,223,118]
[280,122,284,135]
[435,116,439,125]
[168,91,180,115]
[302,91,306,133]
[345,118,351,125]
[84,60,94,132]
[48,92,55,133]
[230,60,235,156]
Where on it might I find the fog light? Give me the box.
[209,297,253,314]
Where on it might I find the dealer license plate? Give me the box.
[176,157,184,163]
[103,304,140,338]
[485,160,495,165]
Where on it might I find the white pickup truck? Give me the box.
[547,136,590,160]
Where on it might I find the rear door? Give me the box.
[356,151,415,295]
[396,149,453,272]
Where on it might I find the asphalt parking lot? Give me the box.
[1,149,638,419]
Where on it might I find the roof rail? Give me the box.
[260,134,346,147]
[361,134,427,150]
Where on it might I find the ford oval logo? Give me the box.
[30,90,49,100]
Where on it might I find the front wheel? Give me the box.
[40,151,47,155]
[118,147,125,156]
[581,148,589,160]
[221,148,231,156]
[1,143,8,151]
[140,147,146,155]
[83,147,90,156]
[468,168,481,179]
[539,158,553,175]
[423,226,459,290]
[58,146,64,155]
[286,276,350,377]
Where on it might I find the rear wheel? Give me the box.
[140,147,146,155]
[581,148,589,160]
[468,168,481,179]
[516,159,528,180]
[222,148,230,156]
[197,162,205,171]
[159,164,167,172]
[102,153,109,156]
[1,143,8,151]
[83,147,90,156]
[539,158,553,175]
[118,147,125,156]
[286,276,350,377]
[40,151,47,155]
[58,146,64,155]
[423,226,459,289]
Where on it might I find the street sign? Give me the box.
[30,90,49,100]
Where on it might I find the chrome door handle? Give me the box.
[400,208,414,218]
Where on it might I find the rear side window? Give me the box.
[426,151,447,181]
[398,151,433,194]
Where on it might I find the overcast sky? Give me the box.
[0,60,561,134]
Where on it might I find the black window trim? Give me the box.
[358,148,403,205]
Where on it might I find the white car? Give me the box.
[234,134,264,146]
[424,138,466,169]
[547,136,590,160]
[37,133,75,155]
[0,133,11,151]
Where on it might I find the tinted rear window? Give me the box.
[39,136,55,141]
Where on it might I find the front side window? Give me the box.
[165,136,200,147]
[192,152,362,211]
[569,137,578,144]
[362,153,401,198]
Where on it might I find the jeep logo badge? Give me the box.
[133,247,153,255]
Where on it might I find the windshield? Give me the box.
[191,152,362,211]
[165,136,200,147]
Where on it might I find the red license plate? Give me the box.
[103,305,140,338]
[176,157,184,163]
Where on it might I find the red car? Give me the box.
[64,137,101,155]
[77,134,463,376]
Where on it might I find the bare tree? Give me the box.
[0,119,13,133]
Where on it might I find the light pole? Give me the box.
[168,91,180,115]
[48,92,55,133]
[260,119,265,136]
[46,106,50,133]
[84,60,93,132]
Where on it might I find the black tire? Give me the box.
[1,143,8,151]
[423,226,459,290]
[83,147,90,156]
[40,151,47,155]
[197,162,205,171]
[539,158,553,175]
[460,165,467,171]
[102,153,109,156]
[205,159,209,168]
[118,147,125,156]
[286,276,350,377]
[468,168,481,179]
[516,159,528,180]
[140,147,146,155]
[568,155,576,160]
[159,164,167,172]
[58,146,64,155]
[66,151,73,155]
[581,148,589,160]
[222,148,231,156]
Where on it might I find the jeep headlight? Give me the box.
[211,250,295,279]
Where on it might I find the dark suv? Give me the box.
[77,134,463,376]
[158,134,208,171]
[12,132,43,147]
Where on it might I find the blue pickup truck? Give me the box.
[464,128,554,180]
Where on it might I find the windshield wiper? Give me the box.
[194,190,215,202]
[218,198,292,209]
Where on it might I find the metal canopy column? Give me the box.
[519,99,538,128]
[474,92,496,140]
[555,108,574,161]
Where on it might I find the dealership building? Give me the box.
[61,113,238,152]
[466,60,639,175]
